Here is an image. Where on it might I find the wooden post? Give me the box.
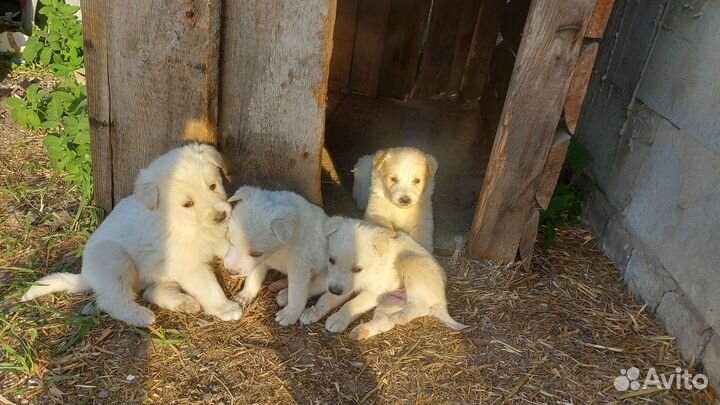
[468,0,595,261]
[219,0,336,205]
[82,0,221,210]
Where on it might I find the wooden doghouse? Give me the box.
[82,0,611,263]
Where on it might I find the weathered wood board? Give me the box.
[349,0,390,97]
[565,42,599,134]
[469,0,595,261]
[328,0,358,93]
[459,0,506,101]
[536,129,572,210]
[446,0,483,95]
[377,0,431,99]
[219,0,336,205]
[586,0,615,39]
[82,0,221,210]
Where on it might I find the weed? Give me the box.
[539,139,593,246]
[128,327,190,348]
[22,0,84,77]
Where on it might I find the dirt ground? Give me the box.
[0,70,718,405]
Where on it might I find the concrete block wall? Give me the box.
[576,0,720,392]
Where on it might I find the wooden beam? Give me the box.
[468,0,595,261]
[377,0,431,99]
[328,0,359,93]
[81,0,112,212]
[586,0,615,39]
[219,0,336,205]
[564,42,599,134]
[459,0,506,101]
[536,129,572,210]
[349,0,390,97]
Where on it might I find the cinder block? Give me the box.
[624,248,678,311]
[655,292,711,360]
[700,333,720,395]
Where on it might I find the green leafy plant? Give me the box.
[5,80,92,199]
[22,0,83,76]
[539,140,593,246]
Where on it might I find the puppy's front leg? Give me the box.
[275,268,311,326]
[325,291,379,333]
[234,265,269,306]
[179,266,242,321]
[300,291,351,325]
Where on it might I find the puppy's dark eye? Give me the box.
[182,201,194,208]
[249,251,263,258]
[390,176,398,183]
[351,266,363,273]
[210,183,216,191]
[329,257,336,265]
[413,178,421,184]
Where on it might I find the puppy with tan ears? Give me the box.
[352,147,437,251]
[299,217,466,337]
[22,122,242,326]
[223,187,329,326]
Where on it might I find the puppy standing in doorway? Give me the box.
[223,186,328,326]
[352,147,437,251]
[21,123,242,326]
[300,217,466,338]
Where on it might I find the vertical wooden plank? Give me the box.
[500,0,531,52]
[536,129,572,209]
[376,0,432,99]
[564,42,599,134]
[81,0,112,212]
[518,208,540,268]
[414,0,463,98]
[468,0,595,262]
[91,0,221,204]
[220,0,336,205]
[328,0,358,93]
[349,0,390,97]
[459,0,506,101]
[446,0,482,95]
[586,0,615,39]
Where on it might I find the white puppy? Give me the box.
[22,132,242,326]
[223,186,328,326]
[352,147,437,251]
[299,217,466,337]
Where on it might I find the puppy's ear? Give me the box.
[426,154,438,176]
[134,172,159,210]
[199,145,234,183]
[228,186,254,204]
[372,230,391,257]
[271,217,295,243]
[373,150,389,171]
[324,217,343,236]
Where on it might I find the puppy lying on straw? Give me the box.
[299,217,466,339]
[22,121,241,326]
[353,147,438,251]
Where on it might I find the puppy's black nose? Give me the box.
[214,211,228,223]
[328,285,344,296]
[399,196,411,205]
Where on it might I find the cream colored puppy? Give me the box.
[352,147,437,251]
[22,131,241,326]
[299,217,466,336]
[223,187,329,326]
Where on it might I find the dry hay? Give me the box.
[1,226,716,405]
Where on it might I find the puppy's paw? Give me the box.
[349,324,372,340]
[276,288,289,307]
[123,306,156,327]
[325,312,351,333]
[389,310,410,325]
[175,296,201,313]
[300,305,322,325]
[209,301,243,321]
[233,289,258,307]
[275,306,302,326]
[268,278,289,293]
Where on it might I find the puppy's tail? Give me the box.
[184,119,217,146]
[432,305,468,330]
[21,273,89,302]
